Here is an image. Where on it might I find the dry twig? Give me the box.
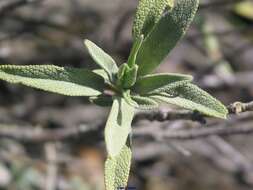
[0,101,252,142]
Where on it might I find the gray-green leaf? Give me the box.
[151,83,228,118]
[136,0,199,76]
[133,73,193,94]
[122,65,138,88]
[131,95,159,109]
[105,144,132,190]
[133,0,174,40]
[104,98,135,157]
[89,95,113,107]
[0,65,105,96]
[123,90,139,108]
[127,35,144,67]
[84,40,118,81]
[92,69,110,82]
[117,64,139,89]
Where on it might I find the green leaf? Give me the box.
[136,0,199,76]
[105,144,132,190]
[117,64,139,89]
[0,65,105,96]
[131,95,159,109]
[122,65,139,88]
[84,40,118,81]
[92,69,110,82]
[104,98,135,157]
[89,95,113,107]
[123,90,139,108]
[117,64,128,82]
[151,83,228,118]
[133,0,174,40]
[127,35,144,67]
[133,73,192,94]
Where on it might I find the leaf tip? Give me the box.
[83,39,91,47]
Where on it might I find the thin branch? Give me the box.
[0,101,252,142]
[0,123,101,142]
[227,101,253,114]
[3,121,253,142]
[134,109,206,124]
[164,124,253,140]
[134,101,253,124]
[134,123,253,141]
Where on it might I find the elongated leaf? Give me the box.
[0,65,105,96]
[131,95,159,109]
[84,40,118,81]
[133,0,174,40]
[133,73,192,94]
[123,90,139,108]
[151,83,228,118]
[136,0,199,76]
[104,98,135,157]
[92,69,110,82]
[105,144,132,190]
[89,95,113,107]
[117,64,128,82]
[127,35,144,67]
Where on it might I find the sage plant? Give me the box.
[0,0,228,189]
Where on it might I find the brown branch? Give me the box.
[227,101,253,114]
[0,123,102,143]
[134,101,253,124]
[134,123,253,141]
[134,109,207,124]
[3,121,253,143]
[0,101,252,142]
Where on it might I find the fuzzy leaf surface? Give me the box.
[123,90,139,108]
[89,95,113,107]
[133,73,192,94]
[151,83,228,118]
[136,0,199,76]
[117,64,128,82]
[122,65,138,88]
[0,65,105,96]
[84,40,118,81]
[104,98,135,157]
[105,144,132,190]
[127,35,144,67]
[132,95,159,109]
[92,69,110,82]
[117,64,138,89]
[133,0,174,40]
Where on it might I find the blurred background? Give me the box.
[0,0,253,189]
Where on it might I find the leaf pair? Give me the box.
[131,73,227,118]
[84,40,118,83]
[133,0,199,76]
